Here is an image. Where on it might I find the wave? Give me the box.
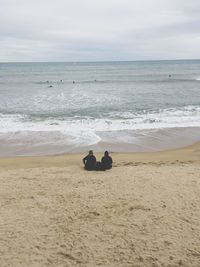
[0,106,199,152]
[0,105,200,133]
[34,79,123,85]
[33,77,200,85]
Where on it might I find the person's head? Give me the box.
[89,150,93,156]
[104,151,109,157]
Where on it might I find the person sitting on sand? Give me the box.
[101,151,113,170]
[83,150,96,170]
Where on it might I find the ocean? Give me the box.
[0,60,200,156]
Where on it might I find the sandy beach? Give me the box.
[0,143,200,267]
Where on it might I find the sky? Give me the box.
[0,0,200,62]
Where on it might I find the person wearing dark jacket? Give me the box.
[101,151,113,170]
[83,150,96,170]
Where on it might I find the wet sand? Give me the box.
[0,142,200,266]
[0,127,200,156]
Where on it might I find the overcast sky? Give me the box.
[0,0,200,62]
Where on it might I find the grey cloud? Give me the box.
[0,0,200,61]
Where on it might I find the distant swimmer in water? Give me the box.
[48,85,53,88]
[60,80,63,83]
[169,74,172,78]
[73,81,75,84]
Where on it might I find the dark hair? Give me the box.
[104,151,109,156]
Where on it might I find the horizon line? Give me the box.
[1,58,200,64]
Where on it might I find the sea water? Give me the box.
[0,60,200,155]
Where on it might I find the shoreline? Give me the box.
[0,126,200,157]
[0,140,199,169]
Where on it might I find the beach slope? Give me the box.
[0,143,200,266]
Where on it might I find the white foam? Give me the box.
[0,105,200,146]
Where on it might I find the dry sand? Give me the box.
[0,143,200,267]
